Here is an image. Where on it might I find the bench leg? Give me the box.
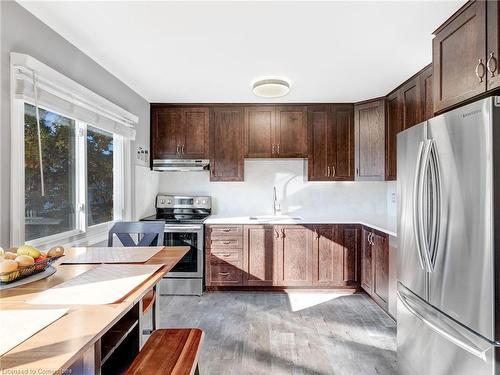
[194,364,200,375]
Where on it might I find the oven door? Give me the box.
[163,224,203,278]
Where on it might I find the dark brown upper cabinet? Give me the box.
[385,91,401,181]
[151,106,208,160]
[307,105,354,181]
[401,78,421,130]
[307,106,330,181]
[420,65,434,121]
[182,107,209,158]
[433,1,487,113]
[244,106,275,158]
[384,64,433,181]
[152,108,183,159]
[209,107,244,181]
[274,106,307,158]
[244,105,307,158]
[331,105,355,180]
[354,99,386,181]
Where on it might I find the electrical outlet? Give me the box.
[391,192,396,203]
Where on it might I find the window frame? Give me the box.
[11,99,127,248]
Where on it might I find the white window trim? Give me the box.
[11,100,130,248]
[10,53,136,248]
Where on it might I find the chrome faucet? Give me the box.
[273,186,281,216]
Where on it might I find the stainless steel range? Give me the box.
[141,194,211,296]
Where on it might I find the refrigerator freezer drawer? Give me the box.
[398,283,494,375]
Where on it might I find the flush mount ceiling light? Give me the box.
[252,78,290,98]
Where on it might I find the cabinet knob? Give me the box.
[487,52,498,77]
[475,58,486,83]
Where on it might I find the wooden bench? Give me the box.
[126,329,204,375]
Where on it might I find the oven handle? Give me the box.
[164,225,203,232]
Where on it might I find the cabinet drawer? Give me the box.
[210,263,243,285]
[207,225,243,237]
[209,237,242,249]
[210,248,242,264]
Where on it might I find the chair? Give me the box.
[108,221,165,247]
[126,329,204,375]
[108,221,165,334]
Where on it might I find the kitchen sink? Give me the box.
[248,215,303,222]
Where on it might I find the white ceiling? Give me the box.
[18,1,465,103]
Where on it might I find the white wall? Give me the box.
[0,1,150,247]
[156,159,390,218]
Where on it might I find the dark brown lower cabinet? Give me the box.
[243,225,275,286]
[360,226,389,311]
[361,228,373,293]
[205,224,360,289]
[274,225,313,286]
[311,224,360,287]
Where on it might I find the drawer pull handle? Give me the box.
[222,228,231,232]
[223,241,231,245]
[222,253,231,257]
[218,272,230,276]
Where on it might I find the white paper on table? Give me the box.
[62,246,164,264]
[0,308,68,356]
[26,264,163,305]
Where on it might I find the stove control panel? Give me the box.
[156,194,211,209]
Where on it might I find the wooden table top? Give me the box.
[0,246,189,373]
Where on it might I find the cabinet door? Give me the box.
[152,108,182,159]
[181,107,209,158]
[487,0,500,90]
[243,225,275,286]
[307,106,331,181]
[385,91,401,181]
[433,1,486,112]
[401,78,421,130]
[338,225,360,286]
[275,106,307,158]
[210,107,244,181]
[331,104,354,180]
[244,106,275,158]
[420,65,434,121]
[361,228,373,293]
[275,225,313,286]
[312,225,343,286]
[372,231,389,309]
[354,100,385,181]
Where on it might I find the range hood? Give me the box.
[152,159,210,172]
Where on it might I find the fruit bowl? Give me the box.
[0,256,63,284]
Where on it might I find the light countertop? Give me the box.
[204,215,397,237]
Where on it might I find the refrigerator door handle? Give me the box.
[413,141,427,271]
[417,139,434,273]
[397,283,492,361]
[426,141,442,270]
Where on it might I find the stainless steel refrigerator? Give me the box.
[397,96,500,375]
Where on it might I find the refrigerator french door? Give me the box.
[397,97,498,375]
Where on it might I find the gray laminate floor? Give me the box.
[158,292,397,375]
